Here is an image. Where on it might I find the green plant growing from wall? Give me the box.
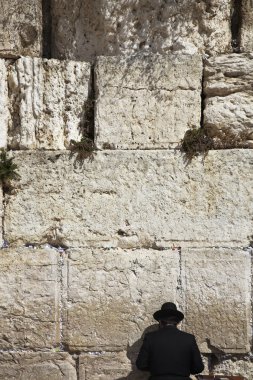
[0,150,20,192]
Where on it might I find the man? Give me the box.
[136,302,204,380]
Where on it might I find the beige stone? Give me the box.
[78,352,132,380]
[241,0,253,52]
[79,351,207,379]
[212,356,253,380]
[7,57,91,150]
[62,248,180,351]
[95,54,202,149]
[0,247,60,349]
[0,352,77,380]
[204,54,253,145]
[4,150,253,248]
[51,0,232,61]
[181,249,251,353]
[0,0,42,58]
[0,60,8,148]
[0,187,3,247]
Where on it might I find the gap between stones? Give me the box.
[231,0,242,53]
[42,0,52,58]
[200,60,205,130]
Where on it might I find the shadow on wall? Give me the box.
[117,324,158,380]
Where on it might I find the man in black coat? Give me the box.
[136,302,204,380]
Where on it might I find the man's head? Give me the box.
[159,315,180,328]
[153,302,184,324]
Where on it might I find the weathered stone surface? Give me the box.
[7,57,91,150]
[4,150,253,247]
[78,352,133,380]
[241,1,253,52]
[182,249,251,353]
[63,248,180,351]
[0,247,60,349]
[0,188,2,247]
[204,54,253,145]
[212,356,253,380]
[0,352,77,380]
[95,54,202,149]
[0,60,8,148]
[0,0,42,58]
[79,352,208,379]
[51,0,232,61]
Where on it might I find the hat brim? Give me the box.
[153,309,184,322]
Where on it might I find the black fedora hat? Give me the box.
[153,302,184,322]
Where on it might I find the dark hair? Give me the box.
[159,316,179,327]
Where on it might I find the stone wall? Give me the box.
[0,1,253,380]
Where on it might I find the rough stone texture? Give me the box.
[95,54,202,149]
[204,54,253,145]
[79,353,209,379]
[7,57,91,150]
[0,352,77,380]
[62,248,180,351]
[0,60,8,148]
[51,0,232,61]
[4,150,253,248]
[181,249,251,353]
[0,187,2,247]
[78,352,133,380]
[0,0,42,58]
[241,0,253,52]
[212,356,253,380]
[0,247,60,349]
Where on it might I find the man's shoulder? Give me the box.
[143,328,196,341]
[147,328,196,339]
[177,329,196,340]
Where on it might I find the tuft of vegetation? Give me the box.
[70,133,96,161]
[180,127,252,163]
[0,150,20,193]
[180,128,213,161]
[69,98,96,162]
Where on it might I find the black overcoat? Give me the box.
[136,325,204,380]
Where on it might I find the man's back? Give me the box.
[136,325,204,380]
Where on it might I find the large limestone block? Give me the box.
[212,356,253,380]
[0,0,42,58]
[204,54,253,145]
[79,352,132,380]
[182,249,251,353]
[241,1,253,52]
[7,57,91,149]
[0,352,77,380]
[51,0,232,61]
[4,150,253,248]
[62,248,180,351]
[0,247,61,349]
[95,54,202,149]
[0,60,8,148]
